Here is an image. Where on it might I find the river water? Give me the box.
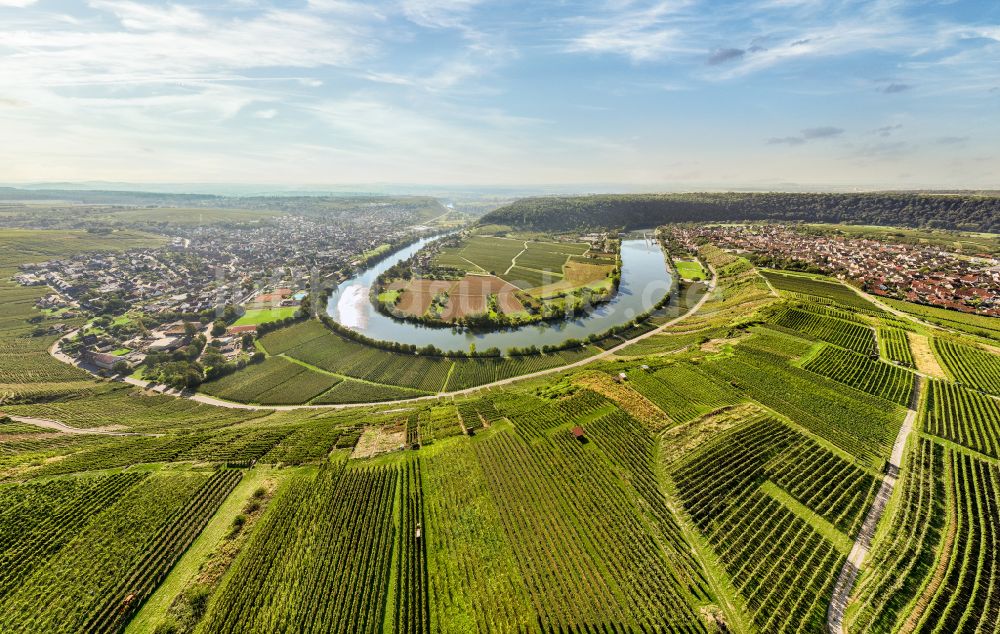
[325,237,673,352]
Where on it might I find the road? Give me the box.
[57,269,718,412]
[827,375,923,633]
[4,415,163,437]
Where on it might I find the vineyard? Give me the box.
[3,385,268,432]
[883,297,1000,343]
[472,429,709,631]
[771,307,877,354]
[931,337,1000,396]
[250,321,604,401]
[199,461,398,633]
[906,448,999,632]
[626,363,743,424]
[760,270,884,312]
[670,414,878,632]
[699,348,904,469]
[848,438,946,632]
[879,326,914,366]
[199,357,342,404]
[922,379,1000,458]
[0,469,225,632]
[801,344,915,406]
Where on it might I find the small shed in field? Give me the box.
[571,425,586,441]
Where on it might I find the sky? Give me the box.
[0,0,998,189]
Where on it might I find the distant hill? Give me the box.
[479,192,1000,233]
[0,187,445,219]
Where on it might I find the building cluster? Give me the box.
[13,206,429,373]
[672,225,1000,316]
[15,211,415,319]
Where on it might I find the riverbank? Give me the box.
[326,237,672,353]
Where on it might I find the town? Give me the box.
[11,204,442,380]
[670,224,1000,316]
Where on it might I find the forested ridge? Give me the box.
[480,192,1000,232]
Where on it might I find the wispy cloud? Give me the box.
[565,1,695,62]
[706,47,744,65]
[874,124,903,137]
[880,82,912,94]
[802,126,844,139]
[768,125,844,145]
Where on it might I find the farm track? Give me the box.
[4,414,164,437]
[49,270,718,412]
[827,375,923,633]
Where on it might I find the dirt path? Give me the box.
[503,240,529,275]
[54,269,718,412]
[827,375,923,633]
[4,415,163,437]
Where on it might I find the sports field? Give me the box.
[673,259,706,280]
[232,307,299,326]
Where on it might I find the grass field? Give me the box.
[231,306,299,326]
[673,259,706,280]
[432,235,589,282]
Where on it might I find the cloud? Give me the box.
[767,136,806,146]
[88,0,209,31]
[768,126,844,145]
[874,124,903,137]
[707,48,745,65]
[565,2,692,62]
[935,136,969,145]
[880,82,912,93]
[400,0,482,30]
[253,109,278,119]
[802,126,844,139]
[0,0,37,6]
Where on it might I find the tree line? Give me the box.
[479,192,1000,233]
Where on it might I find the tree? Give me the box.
[211,320,227,337]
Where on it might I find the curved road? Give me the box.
[52,270,718,412]
[4,415,163,437]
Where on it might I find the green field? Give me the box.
[232,306,299,326]
[432,234,588,282]
[673,259,706,280]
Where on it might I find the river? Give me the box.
[325,236,673,352]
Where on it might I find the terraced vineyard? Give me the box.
[671,414,879,632]
[772,307,877,354]
[700,348,904,469]
[761,270,885,312]
[802,344,915,406]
